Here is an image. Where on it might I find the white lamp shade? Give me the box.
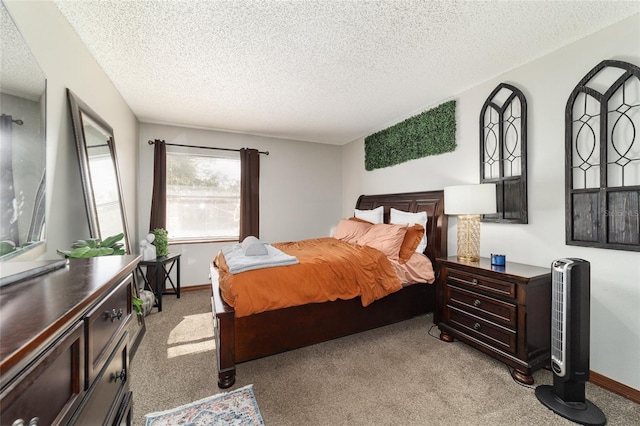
[444,184,497,215]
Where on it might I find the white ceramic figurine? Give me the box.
[140,233,156,261]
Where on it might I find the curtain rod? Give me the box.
[148,139,269,155]
[1,114,23,125]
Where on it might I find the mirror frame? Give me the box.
[66,89,131,253]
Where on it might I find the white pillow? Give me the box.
[390,208,428,253]
[354,206,384,224]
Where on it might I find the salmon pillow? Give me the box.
[333,219,373,244]
[398,224,425,264]
[349,216,373,224]
[355,223,408,260]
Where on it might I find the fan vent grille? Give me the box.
[551,259,571,377]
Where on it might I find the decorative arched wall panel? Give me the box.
[480,83,528,224]
[565,59,640,251]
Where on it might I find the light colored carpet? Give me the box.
[130,290,639,425]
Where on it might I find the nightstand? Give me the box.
[437,256,551,384]
[136,253,181,312]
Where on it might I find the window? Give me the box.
[166,152,240,242]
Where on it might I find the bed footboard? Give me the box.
[210,264,236,388]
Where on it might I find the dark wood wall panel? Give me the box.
[607,190,640,245]
[503,179,525,221]
[572,192,599,242]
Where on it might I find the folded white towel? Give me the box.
[221,243,299,274]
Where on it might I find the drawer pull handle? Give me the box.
[471,278,479,284]
[111,368,127,382]
[473,322,481,331]
[473,299,481,307]
[110,308,124,322]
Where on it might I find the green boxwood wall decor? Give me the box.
[365,100,456,171]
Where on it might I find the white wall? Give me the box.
[138,123,342,287]
[342,14,640,391]
[4,0,139,258]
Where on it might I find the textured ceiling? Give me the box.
[1,3,45,101]
[52,0,640,145]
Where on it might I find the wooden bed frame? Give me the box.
[210,190,447,388]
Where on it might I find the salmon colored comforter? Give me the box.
[214,237,403,317]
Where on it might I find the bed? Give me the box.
[210,190,447,388]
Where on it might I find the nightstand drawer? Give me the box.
[448,306,517,354]
[447,269,516,299]
[447,284,516,329]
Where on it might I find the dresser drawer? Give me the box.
[112,390,133,426]
[447,268,516,299]
[72,332,129,426]
[0,322,84,426]
[447,284,516,329]
[448,306,517,354]
[85,276,132,386]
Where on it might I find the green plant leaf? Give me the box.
[132,295,143,314]
[56,249,71,258]
[101,233,124,248]
[67,246,93,258]
[85,239,100,249]
[96,247,115,256]
[58,233,126,258]
[0,241,16,255]
[71,239,90,248]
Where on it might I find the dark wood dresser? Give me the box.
[0,255,140,425]
[437,256,551,384]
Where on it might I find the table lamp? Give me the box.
[444,184,497,262]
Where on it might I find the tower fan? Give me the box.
[535,259,606,425]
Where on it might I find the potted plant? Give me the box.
[152,228,169,257]
[57,232,126,258]
[58,233,144,318]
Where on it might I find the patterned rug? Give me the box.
[144,384,265,426]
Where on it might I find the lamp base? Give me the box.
[457,254,480,263]
[457,215,481,262]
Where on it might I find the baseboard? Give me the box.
[181,284,211,293]
[590,370,640,404]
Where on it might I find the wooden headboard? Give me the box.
[355,190,447,263]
